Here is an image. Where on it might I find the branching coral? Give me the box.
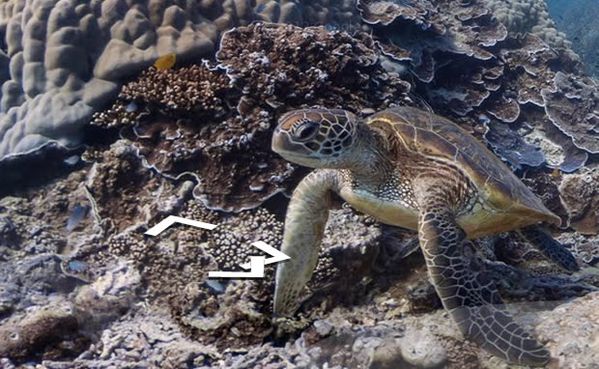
[91,23,411,212]
[216,23,411,111]
[120,63,232,117]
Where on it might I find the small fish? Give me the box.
[63,155,80,166]
[66,204,89,232]
[551,167,561,178]
[67,260,88,273]
[125,101,138,113]
[154,53,176,70]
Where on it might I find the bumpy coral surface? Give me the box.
[486,0,570,48]
[0,0,359,162]
[1,1,599,368]
[92,23,411,212]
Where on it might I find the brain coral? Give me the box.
[0,0,333,162]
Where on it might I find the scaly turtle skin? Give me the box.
[271,106,578,366]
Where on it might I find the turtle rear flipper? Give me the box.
[518,226,579,272]
[416,188,550,366]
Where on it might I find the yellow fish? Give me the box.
[154,53,176,70]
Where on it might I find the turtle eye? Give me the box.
[292,121,320,141]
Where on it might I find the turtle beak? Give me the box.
[271,127,288,154]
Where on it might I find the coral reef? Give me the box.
[358,0,596,173]
[0,157,595,360]
[542,72,599,154]
[93,23,411,212]
[0,0,362,162]
[0,0,217,160]
[486,0,570,48]
[0,1,598,368]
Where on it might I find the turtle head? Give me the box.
[272,109,359,168]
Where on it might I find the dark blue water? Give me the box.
[547,0,599,76]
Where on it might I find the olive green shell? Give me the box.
[366,106,560,225]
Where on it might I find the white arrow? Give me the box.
[145,215,291,279]
[145,215,218,236]
[239,241,291,270]
[208,256,266,279]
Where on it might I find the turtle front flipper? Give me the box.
[518,225,579,272]
[274,170,339,316]
[417,191,551,366]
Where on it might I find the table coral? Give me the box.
[358,0,597,172]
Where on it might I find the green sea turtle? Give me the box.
[271,106,579,366]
